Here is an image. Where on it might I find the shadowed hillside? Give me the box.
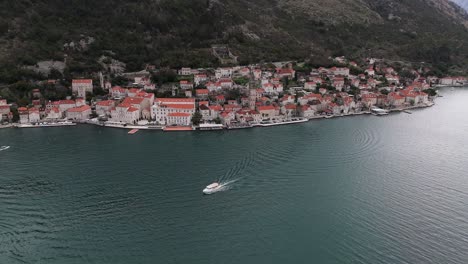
[0,0,467,82]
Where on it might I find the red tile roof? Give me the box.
[72,79,92,84]
[161,104,195,109]
[257,105,275,111]
[68,105,91,113]
[96,100,115,106]
[156,98,195,103]
[196,89,209,95]
[168,112,191,117]
[122,97,144,105]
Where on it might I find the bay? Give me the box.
[1,88,468,264]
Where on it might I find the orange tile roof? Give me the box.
[122,97,144,105]
[168,112,191,117]
[68,105,91,113]
[161,104,195,109]
[96,100,115,106]
[156,98,195,103]
[257,105,275,111]
[72,79,92,84]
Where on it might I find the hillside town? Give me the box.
[0,57,466,131]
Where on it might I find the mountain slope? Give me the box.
[0,0,467,80]
[452,0,468,11]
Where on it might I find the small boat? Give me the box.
[128,129,139,134]
[203,182,223,195]
[0,146,10,151]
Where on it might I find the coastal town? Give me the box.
[0,57,466,132]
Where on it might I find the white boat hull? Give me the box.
[203,186,223,195]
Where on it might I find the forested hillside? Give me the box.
[0,0,467,83]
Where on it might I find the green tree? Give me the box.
[213,117,222,124]
[424,88,437,96]
[191,111,203,125]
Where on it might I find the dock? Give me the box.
[163,126,194,132]
[128,129,139,134]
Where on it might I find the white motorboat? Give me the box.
[203,182,223,194]
[0,146,10,151]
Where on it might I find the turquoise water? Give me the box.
[1,88,468,264]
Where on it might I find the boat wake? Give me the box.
[204,152,256,194]
[218,178,240,191]
[0,146,10,152]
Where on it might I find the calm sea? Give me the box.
[1,88,468,264]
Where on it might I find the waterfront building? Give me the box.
[257,105,279,119]
[281,104,298,117]
[46,107,61,120]
[96,100,116,116]
[58,100,77,113]
[299,105,316,118]
[0,104,10,121]
[361,93,378,108]
[166,112,191,126]
[18,107,29,124]
[208,105,223,119]
[199,104,211,121]
[235,109,261,123]
[220,111,235,125]
[66,105,91,121]
[28,108,40,123]
[151,98,196,125]
[110,104,139,124]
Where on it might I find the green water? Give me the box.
[1,88,468,264]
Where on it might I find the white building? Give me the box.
[330,67,350,77]
[66,105,91,121]
[72,79,93,97]
[151,98,196,125]
[179,67,192,75]
[96,100,116,116]
[194,74,208,85]
[110,104,140,124]
[28,108,41,123]
[18,107,29,124]
[166,112,191,126]
[58,100,77,113]
[46,107,61,120]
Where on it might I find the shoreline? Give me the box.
[2,103,435,132]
